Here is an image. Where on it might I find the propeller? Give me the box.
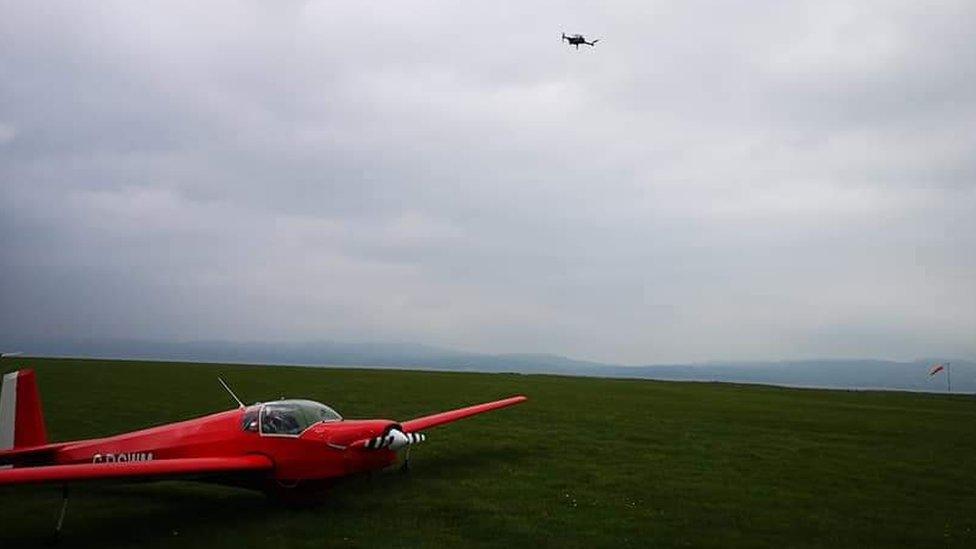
[359,427,426,451]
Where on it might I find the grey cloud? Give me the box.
[1,1,974,364]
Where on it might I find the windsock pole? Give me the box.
[946,362,951,393]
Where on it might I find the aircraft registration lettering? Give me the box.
[92,452,154,463]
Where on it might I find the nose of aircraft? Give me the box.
[308,420,427,451]
[389,428,425,451]
[363,427,426,451]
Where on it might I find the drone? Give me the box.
[562,32,600,49]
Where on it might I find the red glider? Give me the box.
[0,369,526,527]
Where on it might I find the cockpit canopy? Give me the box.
[241,399,342,436]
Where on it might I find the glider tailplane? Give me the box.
[0,369,48,450]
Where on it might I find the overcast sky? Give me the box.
[1,1,974,364]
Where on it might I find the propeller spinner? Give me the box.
[361,427,426,451]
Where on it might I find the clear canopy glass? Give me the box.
[254,399,342,435]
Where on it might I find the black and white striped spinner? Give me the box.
[364,428,426,450]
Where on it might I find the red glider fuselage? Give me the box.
[49,411,398,482]
[0,369,527,492]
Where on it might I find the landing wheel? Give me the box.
[400,446,412,473]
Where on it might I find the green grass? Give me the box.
[1,357,975,548]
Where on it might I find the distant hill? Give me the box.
[5,337,973,393]
[598,359,975,394]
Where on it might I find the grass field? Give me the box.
[1,358,974,548]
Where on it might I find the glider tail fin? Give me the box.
[0,369,48,450]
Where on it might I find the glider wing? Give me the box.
[0,455,273,486]
[400,395,526,433]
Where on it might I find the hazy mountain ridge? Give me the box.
[5,338,973,393]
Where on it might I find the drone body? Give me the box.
[562,32,600,49]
